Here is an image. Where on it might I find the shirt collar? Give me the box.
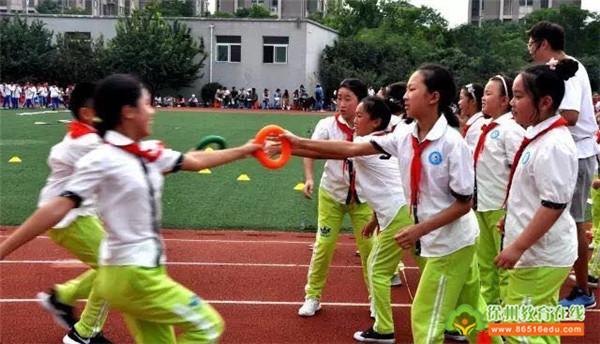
[104,130,135,146]
[525,114,562,139]
[465,111,484,126]
[412,114,448,142]
[492,111,514,125]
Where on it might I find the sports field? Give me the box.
[0,108,335,230]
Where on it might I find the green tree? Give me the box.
[0,17,55,83]
[50,34,107,86]
[247,4,274,18]
[36,0,61,14]
[105,8,206,94]
[145,0,195,17]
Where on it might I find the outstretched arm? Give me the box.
[182,141,262,171]
[0,197,76,259]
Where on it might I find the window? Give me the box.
[541,0,549,8]
[65,32,92,44]
[216,35,241,63]
[263,36,288,64]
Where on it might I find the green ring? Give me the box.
[196,135,227,150]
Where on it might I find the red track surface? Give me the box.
[1,229,598,343]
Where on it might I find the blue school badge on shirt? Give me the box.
[490,130,500,139]
[428,151,443,165]
[521,151,531,165]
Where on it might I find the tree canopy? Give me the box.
[316,1,600,95]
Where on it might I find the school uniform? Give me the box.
[37,121,108,338]
[464,112,486,153]
[504,114,577,344]
[304,115,373,301]
[474,112,525,305]
[63,131,223,343]
[371,115,498,344]
[352,132,411,336]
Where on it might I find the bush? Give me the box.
[200,82,223,106]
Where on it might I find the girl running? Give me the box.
[0,74,261,344]
[495,58,579,344]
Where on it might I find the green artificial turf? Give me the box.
[0,109,347,231]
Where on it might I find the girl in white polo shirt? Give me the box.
[458,83,485,153]
[280,64,499,344]
[475,75,525,306]
[0,74,261,344]
[298,79,373,317]
[495,59,579,344]
[281,96,411,342]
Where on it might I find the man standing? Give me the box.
[527,21,598,308]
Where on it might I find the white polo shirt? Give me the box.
[64,131,183,267]
[38,130,102,228]
[370,115,479,257]
[475,112,525,211]
[560,57,599,159]
[464,112,486,153]
[311,115,360,204]
[352,133,406,230]
[504,115,578,268]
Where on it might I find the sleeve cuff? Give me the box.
[59,191,83,208]
[171,154,184,173]
[450,189,473,202]
[541,200,567,209]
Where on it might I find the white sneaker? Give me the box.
[390,274,402,287]
[298,298,321,316]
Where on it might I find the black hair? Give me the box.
[339,78,368,102]
[383,81,414,124]
[527,21,565,51]
[69,82,96,120]
[489,74,514,99]
[417,64,459,128]
[360,96,392,131]
[94,74,145,137]
[520,58,578,113]
[461,83,484,112]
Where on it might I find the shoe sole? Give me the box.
[585,301,597,309]
[63,334,88,344]
[352,331,395,343]
[36,292,72,330]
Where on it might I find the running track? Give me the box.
[1,229,598,343]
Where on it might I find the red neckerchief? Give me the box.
[335,113,358,203]
[596,130,600,144]
[461,124,470,137]
[113,141,164,162]
[335,113,354,141]
[473,122,499,165]
[69,120,97,139]
[410,136,431,210]
[504,117,568,206]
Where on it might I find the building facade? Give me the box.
[11,14,338,95]
[469,0,581,24]
[217,0,327,19]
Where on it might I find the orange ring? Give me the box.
[253,124,291,169]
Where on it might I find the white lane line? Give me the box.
[0,298,411,308]
[0,259,419,270]
[0,235,359,246]
[1,298,599,313]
